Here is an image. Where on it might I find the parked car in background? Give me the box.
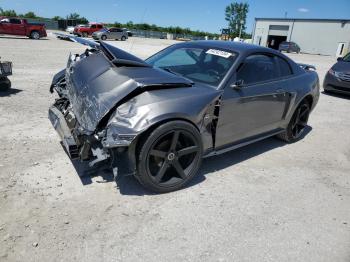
[323,52,350,94]
[0,17,47,39]
[73,23,103,37]
[279,41,301,53]
[49,36,320,193]
[122,28,133,37]
[92,28,128,41]
[65,26,75,34]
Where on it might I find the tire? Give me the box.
[136,121,203,193]
[30,31,40,40]
[0,76,11,91]
[82,32,88,38]
[121,36,126,41]
[277,100,311,143]
[101,35,107,41]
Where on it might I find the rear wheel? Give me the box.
[277,100,311,143]
[136,121,203,193]
[101,35,107,40]
[30,31,40,40]
[121,36,126,41]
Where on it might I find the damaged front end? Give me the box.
[48,39,196,174]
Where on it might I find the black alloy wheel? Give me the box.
[290,102,310,139]
[137,121,202,193]
[277,100,311,142]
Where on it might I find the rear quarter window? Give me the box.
[276,57,293,77]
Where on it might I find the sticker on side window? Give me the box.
[206,49,233,58]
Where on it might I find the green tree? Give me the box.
[23,11,37,18]
[52,16,62,21]
[0,8,17,17]
[126,21,134,28]
[67,13,80,20]
[113,21,122,27]
[225,2,249,38]
[66,13,88,24]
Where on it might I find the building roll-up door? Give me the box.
[268,25,289,36]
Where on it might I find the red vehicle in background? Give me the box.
[0,17,47,39]
[73,23,104,37]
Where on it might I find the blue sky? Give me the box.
[0,0,349,33]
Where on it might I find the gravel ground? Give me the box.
[0,33,349,262]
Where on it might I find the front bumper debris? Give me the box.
[48,106,79,159]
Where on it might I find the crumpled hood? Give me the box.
[65,51,193,132]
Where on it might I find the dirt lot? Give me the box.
[0,33,349,262]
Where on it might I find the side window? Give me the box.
[276,57,293,77]
[116,29,123,32]
[9,18,21,24]
[0,18,10,23]
[97,25,103,29]
[91,25,96,29]
[236,54,277,85]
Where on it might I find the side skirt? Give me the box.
[203,128,285,158]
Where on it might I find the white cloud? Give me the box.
[298,8,309,13]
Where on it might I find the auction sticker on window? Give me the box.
[206,49,233,58]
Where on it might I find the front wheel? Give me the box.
[121,36,126,41]
[30,31,40,40]
[277,100,311,143]
[82,32,88,38]
[101,35,107,41]
[136,121,203,193]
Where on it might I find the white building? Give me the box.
[252,18,350,56]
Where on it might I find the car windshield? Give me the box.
[342,53,350,62]
[145,46,237,87]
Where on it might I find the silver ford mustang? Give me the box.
[49,35,319,193]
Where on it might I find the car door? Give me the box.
[215,53,291,148]
[109,28,118,39]
[9,18,25,35]
[115,28,123,39]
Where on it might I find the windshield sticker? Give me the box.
[206,49,233,58]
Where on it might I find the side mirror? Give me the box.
[337,57,343,61]
[230,79,244,90]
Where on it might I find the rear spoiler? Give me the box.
[298,63,316,71]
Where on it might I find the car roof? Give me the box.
[174,40,279,56]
